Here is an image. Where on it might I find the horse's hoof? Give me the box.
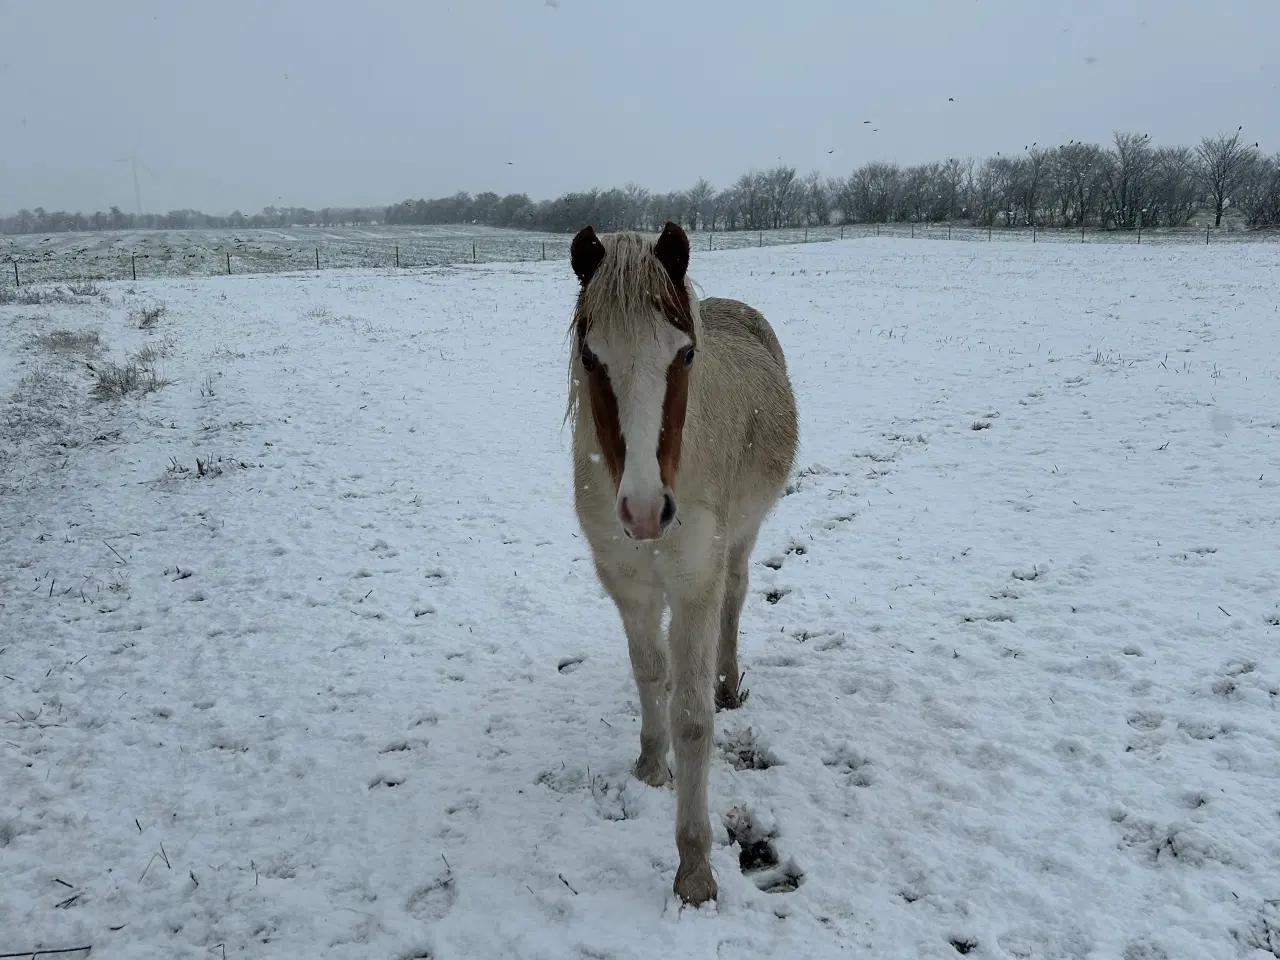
[633,753,672,787]
[674,860,717,906]
[715,683,749,711]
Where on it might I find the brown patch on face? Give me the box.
[576,316,626,489]
[657,351,690,489]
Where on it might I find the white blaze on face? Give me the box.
[586,321,690,537]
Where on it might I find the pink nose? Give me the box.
[618,492,677,541]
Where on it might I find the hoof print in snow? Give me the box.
[1127,711,1164,731]
[963,612,1014,624]
[822,515,854,529]
[785,543,807,557]
[1011,566,1044,582]
[761,555,784,570]
[412,605,435,619]
[1236,902,1280,957]
[370,539,399,559]
[755,861,804,894]
[823,745,873,787]
[1121,943,1171,960]
[725,813,779,875]
[395,947,434,960]
[718,727,778,771]
[590,773,639,821]
[368,774,405,789]
[406,874,456,922]
[536,765,584,794]
[739,839,778,873]
[949,937,979,955]
[1177,718,1233,740]
[724,806,800,891]
[763,588,790,605]
[378,740,413,754]
[557,656,585,674]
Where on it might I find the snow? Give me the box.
[3,239,1280,960]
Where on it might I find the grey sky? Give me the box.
[2,0,1276,215]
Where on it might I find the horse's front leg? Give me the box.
[596,562,670,786]
[667,566,725,906]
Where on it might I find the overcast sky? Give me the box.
[1,0,1276,215]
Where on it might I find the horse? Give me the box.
[565,221,799,905]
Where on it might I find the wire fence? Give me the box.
[2,222,1274,290]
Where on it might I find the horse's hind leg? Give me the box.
[715,534,755,711]
[596,563,670,786]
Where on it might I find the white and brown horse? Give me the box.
[566,221,798,904]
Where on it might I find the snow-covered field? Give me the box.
[6,222,1266,287]
[3,239,1279,959]
[1,225,573,285]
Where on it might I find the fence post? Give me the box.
[1032,224,1036,243]
[804,227,808,242]
[948,223,952,240]
[988,224,992,241]
[472,242,476,263]
[395,245,400,268]
[840,224,844,240]
[1082,225,1085,243]
[708,232,712,251]
[1206,225,1210,245]
[131,254,137,281]
[876,224,879,237]
[758,231,762,247]
[12,259,18,287]
[911,223,914,239]
[226,252,232,275]
[316,247,320,270]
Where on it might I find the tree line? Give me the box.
[0,204,382,236]
[4,130,1277,237]
[387,131,1277,234]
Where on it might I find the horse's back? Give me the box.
[690,297,797,521]
[699,297,788,373]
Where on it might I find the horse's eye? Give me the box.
[682,346,695,367]
[581,347,599,372]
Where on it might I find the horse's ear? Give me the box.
[571,225,606,286]
[654,221,689,286]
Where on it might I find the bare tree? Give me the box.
[1101,132,1155,230]
[685,178,716,231]
[1149,146,1198,227]
[1197,129,1260,228]
[734,172,768,231]
[801,170,831,226]
[762,166,800,228]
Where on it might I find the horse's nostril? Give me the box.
[619,497,633,524]
[660,494,677,528]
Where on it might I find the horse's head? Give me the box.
[570,221,697,541]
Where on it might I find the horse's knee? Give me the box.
[674,715,710,746]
